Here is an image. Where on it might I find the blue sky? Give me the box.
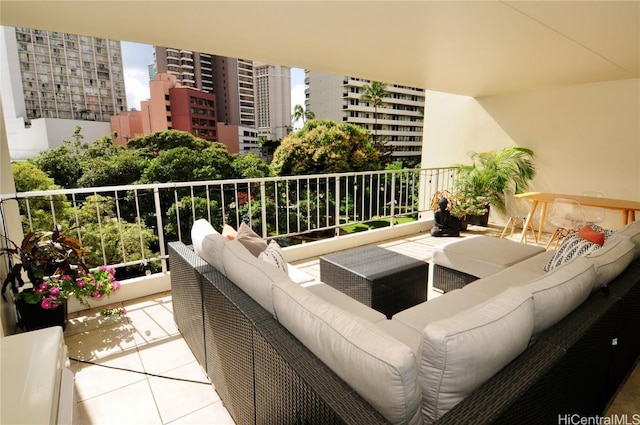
[121,41,306,122]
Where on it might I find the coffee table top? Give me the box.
[320,246,424,281]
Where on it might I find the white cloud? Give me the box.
[124,68,150,110]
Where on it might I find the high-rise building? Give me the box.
[154,47,255,128]
[253,62,291,141]
[305,71,425,165]
[0,26,126,159]
[12,27,126,121]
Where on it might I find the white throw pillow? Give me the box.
[419,287,534,424]
[272,279,422,425]
[259,240,288,273]
[222,240,289,315]
[191,219,227,274]
[521,257,595,337]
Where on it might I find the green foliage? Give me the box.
[140,146,234,183]
[33,144,83,189]
[11,162,72,231]
[78,148,149,188]
[291,104,315,125]
[271,120,381,175]
[12,162,57,192]
[232,152,271,178]
[454,146,536,213]
[127,130,214,156]
[33,126,85,188]
[74,195,158,267]
[164,196,222,244]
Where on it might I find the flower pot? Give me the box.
[16,299,67,331]
[466,205,490,227]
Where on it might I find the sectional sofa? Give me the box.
[169,219,640,424]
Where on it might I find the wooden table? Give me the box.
[515,192,640,243]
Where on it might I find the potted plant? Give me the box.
[1,226,123,331]
[430,190,490,230]
[453,147,536,225]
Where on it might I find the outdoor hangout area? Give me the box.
[1,1,639,425]
[55,218,640,424]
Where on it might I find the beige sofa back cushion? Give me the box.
[520,257,595,338]
[272,279,422,425]
[585,235,635,289]
[223,240,290,315]
[615,220,640,260]
[419,287,534,424]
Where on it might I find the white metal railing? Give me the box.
[0,167,458,277]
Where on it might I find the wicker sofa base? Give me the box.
[169,242,388,425]
[432,264,480,293]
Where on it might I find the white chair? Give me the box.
[500,189,537,243]
[581,191,606,224]
[545,198,587,250]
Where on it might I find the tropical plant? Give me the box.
[453,146,536,214]
[291,104,315,126]
[360,81,389,143]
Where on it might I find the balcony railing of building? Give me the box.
[0,167,457,279]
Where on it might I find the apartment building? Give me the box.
[305,71,425,165]
[111,73,217,145]
[253,61,291,141]
[154,48,255,127]
[0,26,126,159]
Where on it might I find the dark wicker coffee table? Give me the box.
[319,246,428,318]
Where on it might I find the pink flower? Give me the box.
[92,290,103,299]
[112,281,121,290]
[50,287,60,295]
[39,283,48,290]
[41,299,52,309]
[76,278,85,288]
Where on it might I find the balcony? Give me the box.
[3,141,639,424]
[62,222,638,424]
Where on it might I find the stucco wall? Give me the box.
[421,78,640,230]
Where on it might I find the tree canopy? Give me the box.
[271,120,381,175]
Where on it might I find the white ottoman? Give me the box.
[432,235,545,292]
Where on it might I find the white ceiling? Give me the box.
[1,1,638,97]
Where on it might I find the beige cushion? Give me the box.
[375,319,422,355]
[419,287,534,424]
[614,220,640,260]
[222,240,289,315]
[392,286,496,332]
[259,240,288,273]
[302,281,387,323]
[432,235,545,278]
[585,235,635,289]
[394,266,539,333]
[236,222,268,256]
[520,257,595,337]
[191,219,227,274]
[273,279,422,425]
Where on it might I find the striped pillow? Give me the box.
[544,233,601,271]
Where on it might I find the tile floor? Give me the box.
[65,226,639,424]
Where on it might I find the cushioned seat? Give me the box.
[431,235,546,292]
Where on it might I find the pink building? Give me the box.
[111,73,218,143]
